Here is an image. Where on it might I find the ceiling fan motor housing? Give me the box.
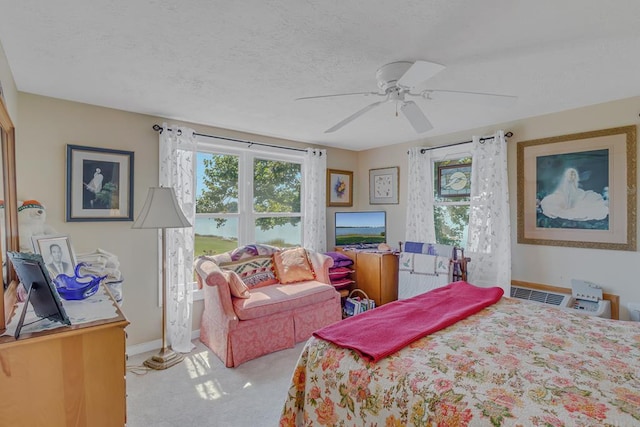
[376,61,413,91]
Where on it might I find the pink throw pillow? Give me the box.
[272,248,316,284]
[328,266,352,280]
[222,270,250,298]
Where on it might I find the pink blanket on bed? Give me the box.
[313,281,504,362]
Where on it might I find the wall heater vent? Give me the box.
[510,286,569,307]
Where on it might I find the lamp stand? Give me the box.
[143,228,184,370]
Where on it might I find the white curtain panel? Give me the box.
[405,147,436,243]
[158,123,197,353]
[302,148,327,252]
[466,130,511,292]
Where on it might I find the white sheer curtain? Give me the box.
[302,148,327,252]
[158,123,197,353]
[405,147,436,243]
[466,130,511,292]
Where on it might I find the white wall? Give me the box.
[356,96,640,319]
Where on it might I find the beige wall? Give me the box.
[0,39,18,122]
[15,93,357,346]
[11,86,640,349]
[356,96,640,319]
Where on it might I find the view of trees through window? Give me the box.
[194,150,302,257]
[433,157,472,248]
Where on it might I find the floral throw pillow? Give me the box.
[219,255,278,289]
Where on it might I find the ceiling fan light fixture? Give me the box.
[298,59,516,134]
[401,101,433,133]
[376,61,413,91]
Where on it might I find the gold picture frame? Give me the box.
[327,169,353,207]
[517,125,636,250]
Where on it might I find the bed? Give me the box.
[280,282,640,426]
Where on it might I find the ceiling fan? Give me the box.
[297,60,517,134]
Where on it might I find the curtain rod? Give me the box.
[408,131,514,154]
[152,124,308,153]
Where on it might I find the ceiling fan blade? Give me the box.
[401,101,433,133]
[425,89,517,107]
[324,100,386,133]
[296,91,382,101]
[397,60,446,89]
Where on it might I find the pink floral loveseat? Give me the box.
[194,244,342,367]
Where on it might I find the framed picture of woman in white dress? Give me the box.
[517,125,636,251]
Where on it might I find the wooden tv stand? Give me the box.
[336,248,399,307]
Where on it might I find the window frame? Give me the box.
[191,137,306,299]
[431,146,473,248]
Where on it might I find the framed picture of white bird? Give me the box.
[66,144,134,222]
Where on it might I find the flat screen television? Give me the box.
[335,211,386,247]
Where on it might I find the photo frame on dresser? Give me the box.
[31,234,77,278]
[8,251,70,339]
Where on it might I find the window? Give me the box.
[194,141,304,257]
[432,154,472,248]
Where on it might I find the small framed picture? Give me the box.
[369,167,399,204]
[327,169,353,207]
[66,144,134,222]
[31,234,76,278]
[438,164,471,197]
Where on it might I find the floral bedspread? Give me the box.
[280,297,640,426]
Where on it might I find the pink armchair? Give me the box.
[195,245,341,367]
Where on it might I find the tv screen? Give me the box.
[335,211,386,247]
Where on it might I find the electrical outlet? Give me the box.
[628,302,640,322]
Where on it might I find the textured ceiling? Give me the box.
[1,1,640,150]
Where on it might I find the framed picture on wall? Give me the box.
[66,144,134,222]
[517,125,636,251]
[327,169,353,207]
[369,166,399,204]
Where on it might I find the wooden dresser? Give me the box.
[336,248,399,307]
[0,286,128,427]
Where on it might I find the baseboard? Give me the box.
[126,329,201,356]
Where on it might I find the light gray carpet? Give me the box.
[126,340,305,426]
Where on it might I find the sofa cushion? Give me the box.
[204,244,281,266]
[230,244,280,261]
[328,266,352,280]
[325,251,354,267]
[222,270,250,298]
[272,247,315,284]
[232,281,336,320]
[219,255,278,289]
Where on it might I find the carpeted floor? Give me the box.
[126,340,306,426]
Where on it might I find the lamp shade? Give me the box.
[132,186,192,229]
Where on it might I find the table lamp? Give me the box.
[132,186,192,370]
